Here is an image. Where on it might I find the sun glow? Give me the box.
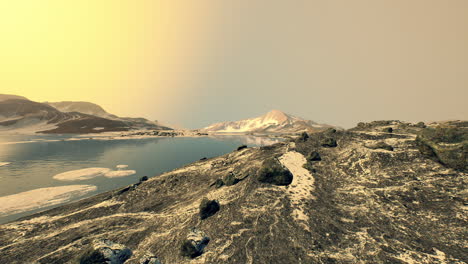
[0,1,211,118]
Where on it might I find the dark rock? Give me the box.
[321,138,337,147]
[237,145,248,151]
[383,127,393,133]
[80,239,132,264]
[200,157,207,161]
[298,132,309,141]
[199,198,220,220]
[416,126,467,171]
[180,228,210,258]
[325,128,337,134]
[257,158,293,185]
[365,142,394,151]
[307,151,322,161]
[139,176,149,182]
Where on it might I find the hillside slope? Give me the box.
[0,121,466,263]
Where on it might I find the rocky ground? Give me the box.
[0,120,466,264]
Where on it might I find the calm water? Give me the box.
[0,134,280,223]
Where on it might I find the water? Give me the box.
[0,134,280,223]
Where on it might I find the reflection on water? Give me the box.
[0,135,282,223]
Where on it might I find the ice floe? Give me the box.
[0,185,97,216]
[53,168,112,181]
[104,170,136,178]
[53,166,137,181]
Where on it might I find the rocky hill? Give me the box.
[46,101,117,120]
[0,120,466,263]
[0,96,172,133]
[203,110,335,133]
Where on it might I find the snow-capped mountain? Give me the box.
[203,110,334,133]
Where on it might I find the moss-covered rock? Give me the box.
[416,126,467,172]
[257,158,293,185]
[321,138,337,148]
[223,173,240,186]
[307,151,322,161]
[180,228,210,258]
[199,198,220,220]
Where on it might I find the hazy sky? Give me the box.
[1,1,467,128]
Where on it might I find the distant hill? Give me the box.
[0,95,172,134]
[203,110,335,133]
[0,94,29,102]
[46,101,116,119]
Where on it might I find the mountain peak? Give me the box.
[262,110,291,124]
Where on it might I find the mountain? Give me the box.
[46,101,117,119]
[46,101,167,129]
[1,120,466,263]
[203,110,335,133]
[0,95,172,133]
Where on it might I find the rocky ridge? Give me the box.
[0,120,466,263]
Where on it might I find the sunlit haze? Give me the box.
[1,0,467,128]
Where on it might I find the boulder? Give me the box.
[237,145,248,151]
[139,176,148,182]
[180,228,210,258]
[139,253,161,264]
[307,151,322,161]
[416,126,467,172]
[321,138,337,148]
[223,172,240,186]
[199,198,220,220]
[80,239,132,264]
[257,158,293,186]
[298,132,309,141]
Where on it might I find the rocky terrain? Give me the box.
[0,95,171,134]
[203,110,335,133]
[0,120,466,263]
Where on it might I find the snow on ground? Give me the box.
[279,150,316,229]
[0,162,10,167]
[0,185,97,216]
[104,170,136,178]
[93,127,105,131]
[116,165,128,169]
[53,168,112,181]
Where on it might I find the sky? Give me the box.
[1,0,467,129]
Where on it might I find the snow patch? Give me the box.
[279,151,316,229]
[93,127,105,131]
[116,164,128,169]
[0,162,10,167]
[0,185,97,216]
